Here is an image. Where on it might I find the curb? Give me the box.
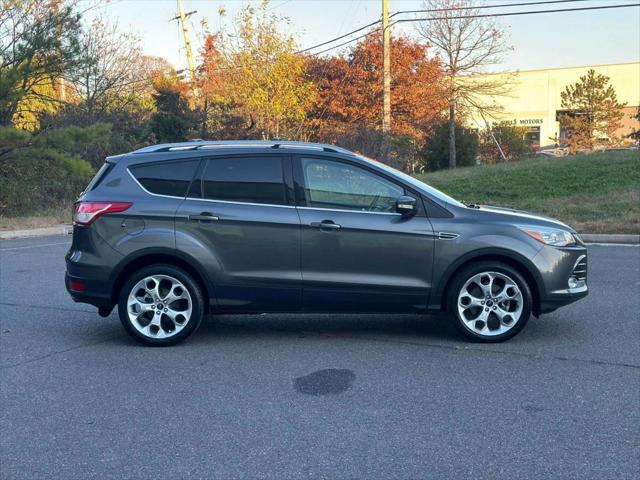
[581,234,639,245]
[0,226,638,244]
[0,225,70,240]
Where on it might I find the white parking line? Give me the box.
[585,243,639,247]
[0,241,70,252]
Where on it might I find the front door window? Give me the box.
[300,157,403,213]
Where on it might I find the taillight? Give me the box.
[73,201,132,225]
[67,280,86,292]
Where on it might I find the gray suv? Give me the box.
[65,141,588,345]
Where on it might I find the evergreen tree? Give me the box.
[422,121,479,171]
[150,87,190,143]
[560,69,626,152]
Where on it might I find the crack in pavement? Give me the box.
[0,302,97,314]
[0,241,69,251]
[0,335,121,370]
[304,330,640,370]
[2,315,637,373]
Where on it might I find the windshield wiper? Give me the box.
[462,201,481,209]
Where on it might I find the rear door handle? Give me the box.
[310,220,341,230]
[189,212,219,222]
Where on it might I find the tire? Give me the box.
[446,261,532,343]
[117,264,205,346]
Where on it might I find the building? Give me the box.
[467,62,640,148]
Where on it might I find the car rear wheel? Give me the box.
[447,261,532,342]
[118,264,204,346]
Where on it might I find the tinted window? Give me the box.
[84,162,113,193]
[301,157,403,213]
[203,156,285,205]
[130,160,199,197]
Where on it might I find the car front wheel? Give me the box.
[117,264,204,346]
[447,261,532,342]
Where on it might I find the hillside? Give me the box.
[413,150,640,234]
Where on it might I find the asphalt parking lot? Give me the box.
[1,235,638,479]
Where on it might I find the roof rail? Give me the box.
[132,140,354,155]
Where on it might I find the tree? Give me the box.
[0,123,110,215]
[212,1,315,139]
[0,0,82,125]
[416,0,511,168]
[196,34,252,140]
[559,69,626,152]
[422,120,478,171]
[629,107,640,142]
[68,18,146,118]
[40,20,155,166]
[306,32,446,141]
[149,69,191,143]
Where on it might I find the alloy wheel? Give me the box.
[457,271,524,337]
[127,274,193,339]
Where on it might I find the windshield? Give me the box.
[354,154,466,208]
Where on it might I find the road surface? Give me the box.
[1,236,638,479]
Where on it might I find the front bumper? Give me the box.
[532,244,588,314]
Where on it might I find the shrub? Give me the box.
[478,123,533,164]
[331,127,422,173]
[422,121,479,171]
[0,124,110,216]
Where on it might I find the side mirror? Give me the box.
[396,195,417,216]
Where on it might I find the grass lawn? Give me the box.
[1,150,638,234]
[0,208,69,231]
[413,150,640,234]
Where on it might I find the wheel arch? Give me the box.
[109,248,215,311]
[435,248,543,316]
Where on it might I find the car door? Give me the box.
[176,154,301,312]
[293,155,435,312]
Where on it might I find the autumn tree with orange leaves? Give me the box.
[195,34,249,139]
[306,33,446,140]
[304,33,446,170]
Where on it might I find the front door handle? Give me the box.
[189,212,219,222]
[310,220,341,230]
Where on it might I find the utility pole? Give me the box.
[171,0,197,85]
[51,0,66,102]
[382,0,391,134]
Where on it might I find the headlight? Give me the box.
[519,226,576,246]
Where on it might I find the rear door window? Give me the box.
[202,156,286,205]
[130,160,199,197]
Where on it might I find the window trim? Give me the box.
[292,154,425,217]
[177,196,297,209]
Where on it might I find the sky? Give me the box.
[83,0,640,73]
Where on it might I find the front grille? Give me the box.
[572,256,588,282]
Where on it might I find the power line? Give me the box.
[295,0,365,138]
[296,18,381,54]
[307,29,378,57]
[297,0,590,55]
[300,2,640,56]
[389,0,591,17]
[395,3,640,25]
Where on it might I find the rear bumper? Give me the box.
[65,224,122,311]
[65,271,113,309]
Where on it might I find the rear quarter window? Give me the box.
[130,160,199,197]
[83,162,114,193]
